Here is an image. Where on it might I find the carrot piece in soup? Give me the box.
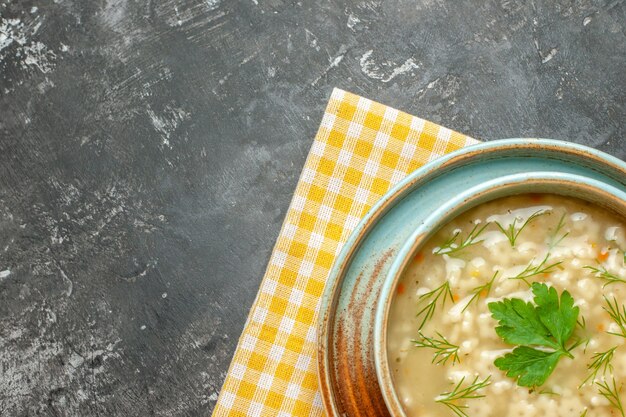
[597,250,609,262]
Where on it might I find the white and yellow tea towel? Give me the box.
[212,88,479,416]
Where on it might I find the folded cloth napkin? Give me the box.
[212,88,479,417]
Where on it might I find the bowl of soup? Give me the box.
[317,138,626,417]
[374,172,626,417]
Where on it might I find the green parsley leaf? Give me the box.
[533,282,579,349]
[488,282,579,387]
[494,346,564,387]
[489,296,560,350]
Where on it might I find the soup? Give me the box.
[387,194,626,417]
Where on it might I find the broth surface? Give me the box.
[387,194,626,417]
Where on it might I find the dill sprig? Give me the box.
[507,253,562,286]
[412,331,460,366]
[596,377,625,417]
[461,271,499,313]
[549,212,569,249]
[434,222,490,256]
[604,296,626,339]
[435,375,491,417]
[579,409,588,417]
[579,346,617,388]
[494,210,547,247]
[585,265,626,288]
[416,281,453,330]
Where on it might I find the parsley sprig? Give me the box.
[488,283,579,387]
[435,375,491,417]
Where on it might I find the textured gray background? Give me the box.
[0,0,624,415]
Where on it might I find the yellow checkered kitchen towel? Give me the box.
[212,88,479,416]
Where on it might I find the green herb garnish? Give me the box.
[597,377,625,417]
[434,222,490,256]
[585,265,626,287]
[579,409,588,417]
[416,281,453,330]
[461,271,498,313]
[412,331,460,366]
[488,282,579,387]
[604,296,626,338]
[579,346,617,388]
[506,254,562,286]
[494,210,547,247]
[548,212,569,249]
[435,375,491,417]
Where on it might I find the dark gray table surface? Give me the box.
[0,0,624,415]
